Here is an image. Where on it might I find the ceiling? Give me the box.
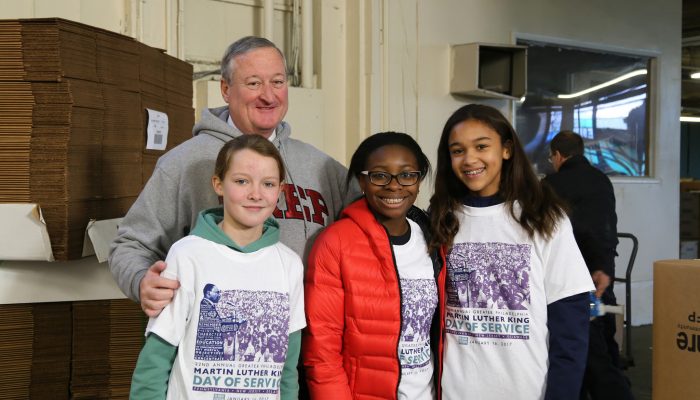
[682,0,700,113]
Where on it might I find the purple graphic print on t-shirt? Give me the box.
[195,298,225,359]
[446,242,531,310]
[444,242,532,341]
[399,278,437,370]
[400,278,437,342]
[195,286,290,363]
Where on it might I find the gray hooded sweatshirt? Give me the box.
[109,106,359,302]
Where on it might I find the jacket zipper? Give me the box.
[382,224,403,399]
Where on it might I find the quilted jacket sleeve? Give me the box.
[302,228,352,400]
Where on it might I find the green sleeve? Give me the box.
[130,333,178,400]
[280,329,301,400]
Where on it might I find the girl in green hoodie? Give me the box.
[130,135,305,400]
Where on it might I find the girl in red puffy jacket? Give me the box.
[303,132,443,400]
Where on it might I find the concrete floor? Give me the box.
[626,324,652,400]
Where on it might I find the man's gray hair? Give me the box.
[220,36,287,83]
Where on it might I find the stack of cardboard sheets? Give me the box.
[0,303,72,400]
[30,303,72,400]
[71,301,111,399]
[0,300,144,399]
[108,300,147,399]
[0,18,194,260]
[71,300,145,400]
[0,21,31,203]
[0,304,34,400]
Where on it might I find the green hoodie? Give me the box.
[191,206,280,253]
[130,206,301,400]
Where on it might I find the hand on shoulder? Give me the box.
[139,261,180,317]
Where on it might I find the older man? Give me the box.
[109,36,358,315]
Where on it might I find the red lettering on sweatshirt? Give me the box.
[304,189,328,225]
[273,185,328,226]
[281,184,304,220]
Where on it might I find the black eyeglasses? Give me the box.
[360,170,421,186]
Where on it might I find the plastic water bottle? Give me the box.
[589,292,603,318]
[589,291,624,319]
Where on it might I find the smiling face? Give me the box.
[359,144,421,236]
[449,119,511,197]
[212,149,282,245]
[220,47,288,138]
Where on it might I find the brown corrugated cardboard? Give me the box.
[0,18,193,260]
[652,259,700,400]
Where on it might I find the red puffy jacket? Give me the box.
[303,199,442,399]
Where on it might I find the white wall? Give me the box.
[1,0,126,33]
[375,0,681,325]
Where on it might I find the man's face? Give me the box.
[220,47,288,138]
[549,150,565,172]
[208,286,221,302]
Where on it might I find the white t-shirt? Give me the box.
[394,219,438,400]
[441,204,593,400]
[147,235,306,400]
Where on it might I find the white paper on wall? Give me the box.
[146,108,169,150]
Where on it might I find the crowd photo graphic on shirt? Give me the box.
[399,278,437,375]
[193,283,290,395]
[444,242,532,343]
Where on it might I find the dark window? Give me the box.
[516,39,651,177]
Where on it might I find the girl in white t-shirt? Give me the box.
[130,135,305,400]
[428,104,594,400]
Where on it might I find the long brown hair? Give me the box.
[428,104,564,252]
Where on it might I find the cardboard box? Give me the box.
[652,259,700,400]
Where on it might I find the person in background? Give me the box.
[429,104,594,400]
[109,35,358,317]
[303,132,442,400]
[544,130,633,400]
[130,135,304,399]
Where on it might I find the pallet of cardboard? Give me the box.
[0,18,194,260]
